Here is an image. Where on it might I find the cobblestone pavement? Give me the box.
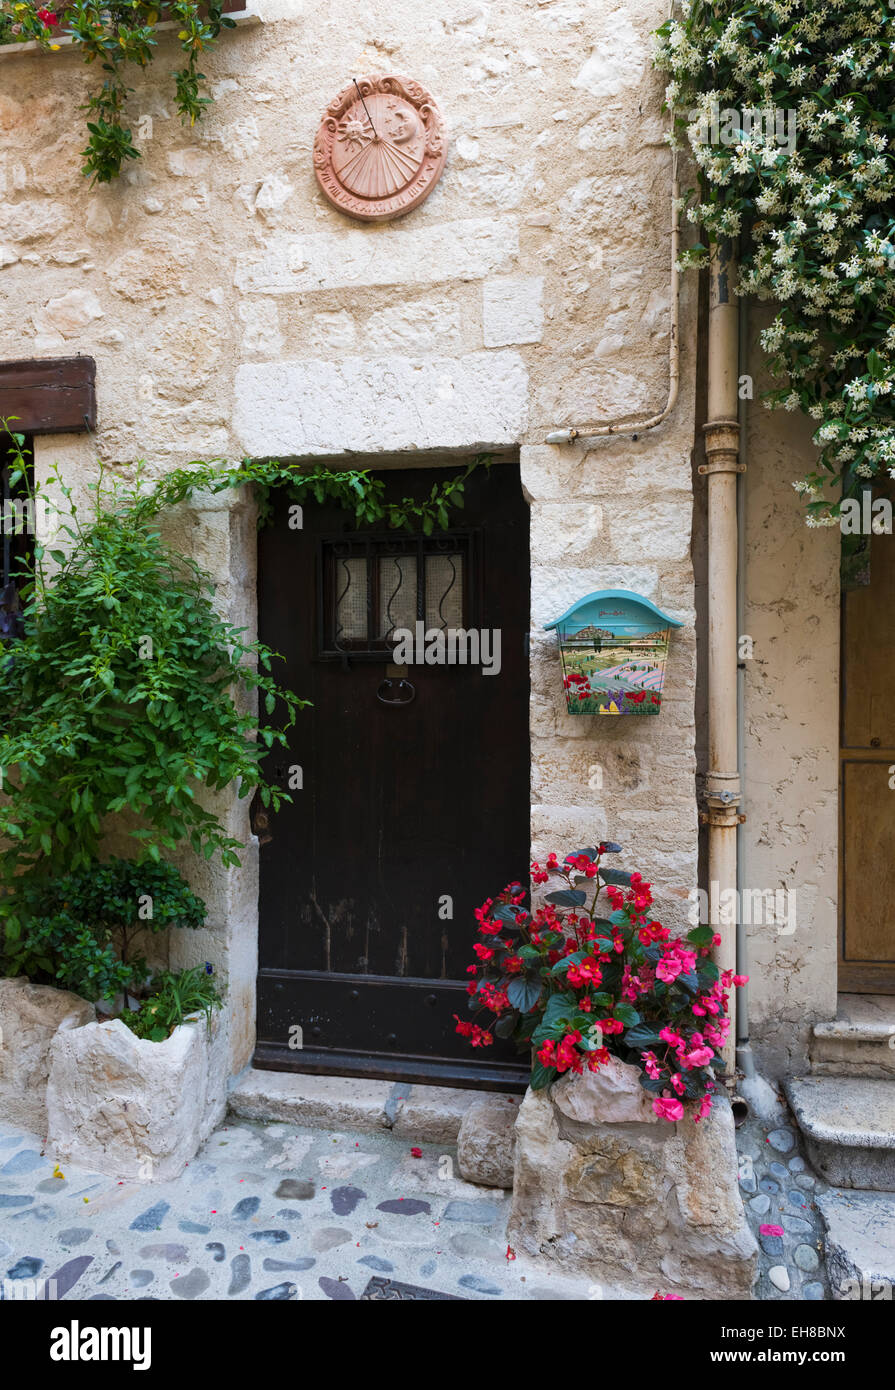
[1,1102,838,1301]
[735,1103,831,1300]
[0,1116,602,1302]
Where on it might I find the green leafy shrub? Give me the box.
[0,431,477,1008]
[120,963,222,1041]
[0,857,206,1001]
[0,456,304,879]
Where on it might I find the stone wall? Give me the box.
[1,0,699,1074]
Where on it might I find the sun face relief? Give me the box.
[313,75,448,222]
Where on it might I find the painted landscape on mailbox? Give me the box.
[560,626,669,715]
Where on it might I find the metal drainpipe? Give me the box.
[735,277,756,1081]
[700,239,743,1080]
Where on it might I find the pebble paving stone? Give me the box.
[330,1186,366,1216]
[228,1254,251,1295]
[0,1116,596,1301]
[735,1104,833,1301]
[358,1255,393,1272]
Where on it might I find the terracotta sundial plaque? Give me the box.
[313,74,448,222]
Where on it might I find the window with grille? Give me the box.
[318,532,477,659]
[0,434,33,642]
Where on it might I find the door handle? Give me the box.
[377,676,416,706]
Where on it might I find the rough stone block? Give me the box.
[47,1015,223,1182]
[817,1189,895,1299]
[233,351,528,456]
[234,219,518,296]
[0,979,95,1138]
[785,1076,895,1190]
[483,276,544,347]
[392,1085,477,1144]
[457,1094,519,1188]
[228,1068,395,1131]
[507,1068,757,1299]
[553,1056,658,1126]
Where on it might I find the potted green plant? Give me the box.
[46,964,225,1182]
[455,842,747,1122]
[0,857,209,1139]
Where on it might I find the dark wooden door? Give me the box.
[255,462,530,1089]
[840,499,895,993]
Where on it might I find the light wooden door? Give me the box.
[840,510,895,993]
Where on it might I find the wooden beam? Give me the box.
[0,356,96,435]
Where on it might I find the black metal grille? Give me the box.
[0,437,30,642]
[318,531,478,660]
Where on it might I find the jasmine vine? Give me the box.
[654,0,895,520]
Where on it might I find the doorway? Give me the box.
[840,506,895,993]
[255,460,531,1088]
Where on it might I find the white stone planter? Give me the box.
[0,978,95,1138]
[46,1010,226,1182]
[507,1058,758,1299]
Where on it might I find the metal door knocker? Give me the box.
[377,676,416,705]
[377,662,416,705]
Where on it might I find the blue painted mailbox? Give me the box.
[544,589,684,715]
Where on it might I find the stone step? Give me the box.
[227,1068,520,1145]
[816,1189,895,1300]
[811,995,895,1078]
[785,1076,895,1190]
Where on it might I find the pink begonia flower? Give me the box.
[659,1026,684,1048]
[656,956,683,983]
[759,1224,784,1237]
[694,1094,713,1122]
[642,1049,662,1080]
[653,1096,685,1122]
[684,1045,714,1068]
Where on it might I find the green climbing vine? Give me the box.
[0,1,236,183]
[137,453,481,534]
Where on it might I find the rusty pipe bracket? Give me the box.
[700,806,741,828]
[701,419,742,474]
[699,460,746,475]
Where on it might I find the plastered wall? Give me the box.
[740,310,840,1079]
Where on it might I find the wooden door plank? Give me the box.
[841,500,895,991]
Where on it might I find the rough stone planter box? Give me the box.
[0,978,95,1138]
[507,1058,758,1299]
[46,1011,226,1182]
